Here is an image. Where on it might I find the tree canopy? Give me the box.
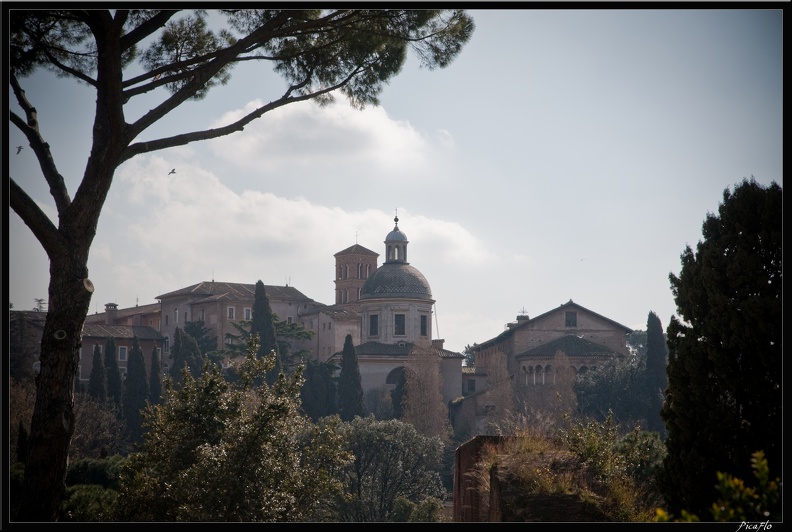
[657,178,782,518]
[116,338,352,521]
[9,9,473,520]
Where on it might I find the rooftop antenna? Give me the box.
[355,230,358,244]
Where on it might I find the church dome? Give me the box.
[360,263,432,301]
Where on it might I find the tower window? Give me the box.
[565,311,577,327]
[370,315,379,336]
[420,315,428,337]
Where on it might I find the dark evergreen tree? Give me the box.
[149,345,162,405]
[250,280,281,384]
[170,328,203,385]
[643,311,667,437]
[87,344,106,402]
[104,337,122,409]
[122,336,149,442]
[184,320,217,356]
[391,369,407,419]
[657,178,782,518]
[337,334,364,422]
[300,359,338,421]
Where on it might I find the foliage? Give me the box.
[364,385,395,420]
[224,313,314,370]
[88,344,107,402]
[148,344,162,405]
[183,319,218,356]
[328,416,445,522]
[643,311,667,436]
[658,178,782,517]
[104,337,123,408]
[69,392,130,461]
[654,451,781,522]
[462,343,476,367]
[60,484,119,522]
[337,334,365,422]
[116,337,352,521]
[10,8,473,520]
[121,335,149,442]
[250,280,281,383]
[65,456,126,491]
[300,358,339,421]
[574,355,648,430]
[169,327,205,385]
[401,345,452,443]
[9,378,37,464]
[391,368,407,419]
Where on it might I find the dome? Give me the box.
[386,226,408,242]
[360,263,432,301]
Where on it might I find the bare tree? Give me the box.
[401,344,452,443]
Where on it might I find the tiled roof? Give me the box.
[475,300,633,349]
[515,334,617,359]
[156,281,313,303]
[82,324,163,341]
[328,341,462,361]
[334,244,379,257]
[84,302,160,323]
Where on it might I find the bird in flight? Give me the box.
[16,146,23,154]
[168,168,176,175]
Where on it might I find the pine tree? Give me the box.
[170,327,202,385]
[122,336,149,442]
[250,280,281,384]
[337,334,364,422]
[104,337,122,409]
[643,311,667,437]
[657,178,782,518]
[88,344,106,402]
[149,345,162,405]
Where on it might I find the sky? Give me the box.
[7,8,783,354]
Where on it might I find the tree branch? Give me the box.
[10,75,72,216]
[9,178,66,259]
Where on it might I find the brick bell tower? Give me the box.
[334,237,379,306]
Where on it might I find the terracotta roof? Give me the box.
[475,300,633,350]
[82,324,163,341]
[334,244,379,257]
[515,334,617,359]
[155,281,313,303]
[85,302,160,323]
[328,341,463,361]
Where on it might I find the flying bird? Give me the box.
[16,146,23,154]
[168,168,176,175]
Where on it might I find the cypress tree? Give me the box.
[644,311,667,437]
[657,179,782,518]
[149,344,162,405]
[250,280,280,384]
[391,369,407,419]
[338,334,364,421]
[300,359,338,421]
[88,344,106,402]
[104,337,122,409]
[122,335,149,442]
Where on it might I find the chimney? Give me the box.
[105,303,118,325]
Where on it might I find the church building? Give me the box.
[328,215,464,405]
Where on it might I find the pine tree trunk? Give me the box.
[17,249,94,520]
